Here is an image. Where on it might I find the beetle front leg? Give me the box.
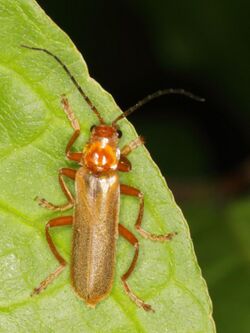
[118,136,144,172]
[121,184,176,241]
[36,168,76,211]
[117,155,131,172]
[61,96,83,162]
[32,216,73,296]
[121,136,144,157]
[119,224,153,312]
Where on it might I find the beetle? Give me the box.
[21,45,204,311]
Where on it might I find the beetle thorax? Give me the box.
[83,125,120,173]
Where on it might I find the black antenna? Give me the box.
[21,45,105,124]
[112,88,205,125]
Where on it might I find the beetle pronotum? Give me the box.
[22,45,204,312]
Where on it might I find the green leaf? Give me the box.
[184,197,250,333]
[0,1,215,332]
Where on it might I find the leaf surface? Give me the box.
[0,1,215,332]
[186,197,250,333]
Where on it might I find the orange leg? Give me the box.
[118,136,144,172]
[61,96,83,163]
[118,155,131,172]
[36,168,76,211]
[121,184,177,241]
[119,224,153,312]
[32,216,73,296]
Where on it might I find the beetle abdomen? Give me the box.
[71,167,120,305]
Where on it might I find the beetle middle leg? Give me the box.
[121,184,176,241]
[36,168,76,211]
[119,224,153,312]
[32,216,73,296]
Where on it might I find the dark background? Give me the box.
[37,1,250,332]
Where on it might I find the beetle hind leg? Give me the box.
[122,280,153,312]
[32,265,65,296]
[32,216,72,296]
[119,224,154,312]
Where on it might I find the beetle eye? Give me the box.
[90,125,96,132]
[117,129,122,138]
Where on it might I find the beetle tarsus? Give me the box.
[122,280,154,312]
[31,265,65,296]
[136,228,177,242]
[35,196,73,211]
[31,287,41,297]
[142,302,155,312]
[61,96,80,132]
[121,136,145,156]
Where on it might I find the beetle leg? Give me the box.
[61,96,83,162]
[117,155,132,172]
[121,136,144,156]
[119,224,153,312]
[121,184,177,241]
[36,168,76,211]
[118,136,144,172]
[32,216,73,296]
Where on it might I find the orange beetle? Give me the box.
[22,45,203,311]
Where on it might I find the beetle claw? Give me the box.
[142,302,155,312]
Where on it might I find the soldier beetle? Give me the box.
[21,45,204,311]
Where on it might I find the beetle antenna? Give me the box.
[21,44,105,124]
[112,88,205,125]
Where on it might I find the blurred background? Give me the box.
[37,1,250,332]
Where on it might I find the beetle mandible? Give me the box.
[21,45,203,312]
